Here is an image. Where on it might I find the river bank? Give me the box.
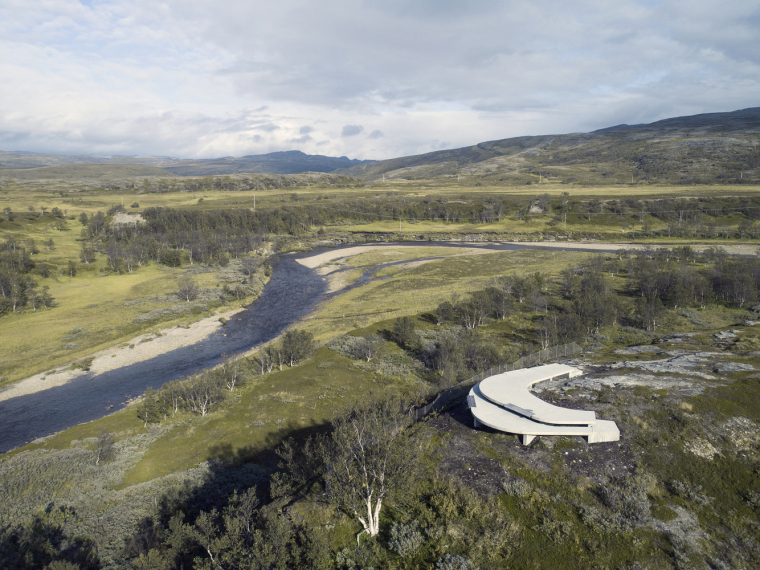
[0,307,245,402]
[4,240,757,404]
[295,240,760,269]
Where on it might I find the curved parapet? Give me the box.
[468,363,619,445]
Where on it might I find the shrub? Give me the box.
[436,553,477,570]
[501,478,531,498]
[597,475,651,530]
[389,520,424,557]
[668,480,712,506]
[160,249,183,267]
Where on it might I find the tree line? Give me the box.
[426,247,760,357]
[0,238,54,314]
[139,331,316,425]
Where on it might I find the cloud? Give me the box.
[0,0,758,160]
[254,122,280,132]
[342,124,364,137]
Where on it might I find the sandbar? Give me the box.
[0,307,244,402]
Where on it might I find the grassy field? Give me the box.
[0,211,266,384]
[3,175,759,383]
[303,249,590,343]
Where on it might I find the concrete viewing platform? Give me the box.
[468,363,619,445]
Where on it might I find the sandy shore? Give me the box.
[296,241,760,270]
[296,243,508,269]
[0,307,244,402]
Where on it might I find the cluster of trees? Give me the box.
[80,208,271,270]
[253,330,315,374]
[1,206,67,224]
[433,273,546,329]
[140,357,244,425]
[125,395,420,569]
[421,247,760,355]
[71,195,760,274]
[139,331,315,425]
[0,238,54,314]
[121,394,502,569]
[0,506,99,570]
[621,247,760,330]
[77,208,275,278]
[389,316,503,385]
[420,328,503,385]
[279,395,416,542]
[128,488,331,570]
[304,194,760,233]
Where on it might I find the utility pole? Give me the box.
[254,193,256,210]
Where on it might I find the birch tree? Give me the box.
[322,395,416,544]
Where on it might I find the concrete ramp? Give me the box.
[468,363,619,445]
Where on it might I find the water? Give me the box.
[0,253,327,453]
[0,241,617,453]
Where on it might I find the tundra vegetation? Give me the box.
[1,167,760,568]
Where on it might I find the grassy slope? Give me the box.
[0,163,176,180]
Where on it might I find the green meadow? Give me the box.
[3,172,760,568]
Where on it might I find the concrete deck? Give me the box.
[468,363,620,445]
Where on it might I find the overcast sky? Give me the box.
[1,0,759,160]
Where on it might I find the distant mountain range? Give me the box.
[159,150,372,176]
[338,107,760,185]
[2,107,759,184]
[0,150,372,176]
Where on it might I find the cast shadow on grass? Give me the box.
[123,419,333,562]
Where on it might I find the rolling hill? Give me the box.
[0,150,371,177]
[339,107,760,185]
[159,150,371,176]
[2,107,759,183]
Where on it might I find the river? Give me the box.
[0,241,622,453]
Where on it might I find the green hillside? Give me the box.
[0,163,176,180]
[341,107,760,186]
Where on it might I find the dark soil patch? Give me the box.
[425,398,637,490]
[559,440,636,482]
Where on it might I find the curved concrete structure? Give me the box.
[468,363,619,445]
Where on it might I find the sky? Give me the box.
[1,0,759,161]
